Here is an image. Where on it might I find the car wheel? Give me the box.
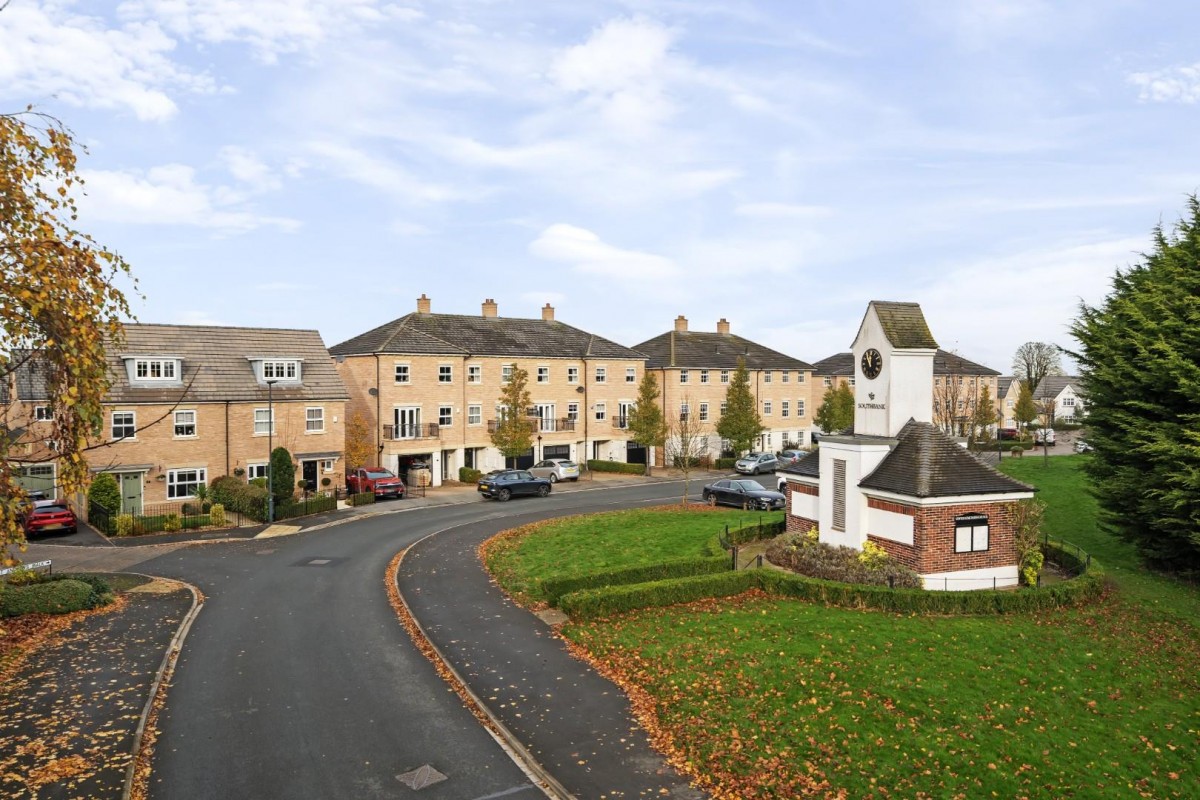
[704,492,714,506]
[496,488,511,502]
[743,499,752,511]
[548,474,558,484]
[538,484,550,497]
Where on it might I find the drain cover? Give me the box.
[292,556,348,567]
[396,764,447,790]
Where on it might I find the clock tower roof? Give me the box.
[856,301,938,351]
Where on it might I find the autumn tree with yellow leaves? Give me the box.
[2,109,136,560]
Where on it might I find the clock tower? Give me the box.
[850,301,938,438]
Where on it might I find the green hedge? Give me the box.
[715,457,737,470]
[348,491,376,507]
[0,578,105,618]
[275,493,337,520]
[209,475,268,522]
[541,556,730,605]
[559,571,756,619]
[459,467,483,483]
[557,556,1106,620]
[586,460,645,475]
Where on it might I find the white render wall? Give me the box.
[818,437,893,550]
[922,565,1019,591]
[867,505,914,546]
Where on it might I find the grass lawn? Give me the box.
[483,506,782,605]
[536,457,1200,798]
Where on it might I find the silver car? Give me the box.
[734,452,778,475]
[529,458,580,483]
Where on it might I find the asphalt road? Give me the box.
[133,478,730,799]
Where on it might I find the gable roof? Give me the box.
[1033,376,1082,401]
[866,301,939,350]
[106,324,348,404]
[329,312,644,360]
[812,349,998,378]
[859,419,1034,498]
[634,330,813,371]
[997,376,1016,397]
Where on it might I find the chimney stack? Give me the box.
[416,294,431,314]
[674,315,688,332]
[542,303,555,321]
[482,298,498,318]
[717,318,730,335]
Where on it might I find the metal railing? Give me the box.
[383,423,441,440]
[612,415,628,429]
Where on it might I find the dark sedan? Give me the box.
[702,479,786,511]
[477,469,552,501]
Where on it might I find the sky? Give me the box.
[3,0,1199,374]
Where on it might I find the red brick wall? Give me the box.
[787,515,818,534]
[784,481,819,534]
[912,501,1019,574]
[865,498,920,570]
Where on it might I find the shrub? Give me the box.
[715,457,737,470]
[559,571,756,620]
[348,491,376,507]
[115,514,137,537]
[542,556,730,605]
[181,501,212,515]
[249,477,267,489]
[3,566,46,587]
[586,460,645,475]
[87,472,121,514]
[1,579,99,617]
[275,493,337,520]
[271,447,295,506]
[210,503,226,527]
[162,513,182,532]
[766,533,923,588]
[209,475,268,522]
[858,540,890,571]
[459,467,483,483]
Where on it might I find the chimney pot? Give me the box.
[482,298,498,318]
[717,318,730,335]
[542,303,555,321]
[417,293,431,314]
[674,315,688,332]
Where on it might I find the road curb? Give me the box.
[122,576,205,800]
[388,538,575,800]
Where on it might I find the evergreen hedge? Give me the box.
[586,460,644,475]
[541,556,730,605]
[275,493,337,520]
[348,491,376,507]
[459,467,483,483]
[0,578,106,617]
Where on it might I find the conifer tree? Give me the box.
[716,358,764,454]
[627,372,667,476]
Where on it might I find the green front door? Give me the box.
[120,473,143,515]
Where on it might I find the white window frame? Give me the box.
[33,405,51,421]
[537,366,550,384]
[700,369,709,384]
[797,372,805,383]
[439,405,453,427]
[594,402,607,421]
[167,467,207,500]
[798,399,806,417]
[306,407,325,433]
[679,369,689,384]
[594,366,607,384]
[781,400,790,418]
[764,370,773,384]
[254,408,274,435]
[468,404,482,426]
[699,402,709,422]
[782,371,790,383]
[567,402,579,421]
[626,367,636,383]
[720,401,727,416]
[763,400,772,416]
[502,364,514,384]
[680,402,689,421]
[174,409,197,438]
[954,515,990,553]
[112,411,136,440]
[262,360,299,381]
[394,364,411,384]
[721,370,730,384]
[247,463,268,481]
[567,366,579,384]
[467,364,482,384]
[321,459,336,473]
[439,364,454,384]
[135,358,178,381]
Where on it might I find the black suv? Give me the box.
[477,470,552,501]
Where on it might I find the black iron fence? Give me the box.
[89,499,249,536]
[383,423,441,440]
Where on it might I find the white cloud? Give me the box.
[117,0,422,63]
[529,224,681,282]
[80,164,300,232]
[1129,63,1200,104]
[0,4,216,121]
[736,202,832,219]
[306,141,466,204]
[218,146,281,191]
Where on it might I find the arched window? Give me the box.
[954,513,989,553]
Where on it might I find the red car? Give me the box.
[23,500,78,537]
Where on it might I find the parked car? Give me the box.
[998,428,1020,441]
[529,458,580,483]
[734,453,778,475]
[776,449,806,465]
[1074,439,1094,453]
[702,478,786,511]
[346,467,407,499]
[22,499,78,537]
[477,470,551,501]
[1034,428,1056,447]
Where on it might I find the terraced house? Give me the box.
[7,325,350,512]
[329,296,648,486]
[633,316,817,461]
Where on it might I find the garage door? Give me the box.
[15,464,56,498]
[543,445,571,460]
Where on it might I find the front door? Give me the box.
[120,473,143,515]
[302,460,318,491]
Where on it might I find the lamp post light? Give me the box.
[537,434,542,462]
[266,379,278,523]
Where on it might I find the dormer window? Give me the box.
[136,358,177,380]
[263,360,299,380]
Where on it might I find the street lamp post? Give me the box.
[537,434,542,462]
[266,379,278,523]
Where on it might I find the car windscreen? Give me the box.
[364,470,393,479]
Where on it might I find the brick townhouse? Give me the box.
[329,296,648,486]
[632,316,818,461]
[780,302,1034,590]
[8,324,349,512]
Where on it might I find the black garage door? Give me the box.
[543,445,571,460]
[626,441,647,465]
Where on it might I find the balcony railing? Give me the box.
[487,418,577,434]
[612,415,628,429]
[383,423,440,441]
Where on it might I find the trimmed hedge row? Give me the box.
[348,491,376,507]
[557,556,1106,620]
[541,556,730,605]
[715,457,737,470]
[0,574,113,618]
[586,460,645,475]
[209,475,268,522]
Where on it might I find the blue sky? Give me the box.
[4,1,1198,372]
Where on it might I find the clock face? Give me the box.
[861,348,883,380]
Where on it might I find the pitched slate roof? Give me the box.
[1033,376,1082,401]
[814,350,998,378]
[6,351,51,402]
[329,313,643,360]
[106,324,349,404]
[779,449,821,478]
[859,419,1034,498]
[633,330,814,371]
[869,301,939,349]
[997,376,1016,397]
